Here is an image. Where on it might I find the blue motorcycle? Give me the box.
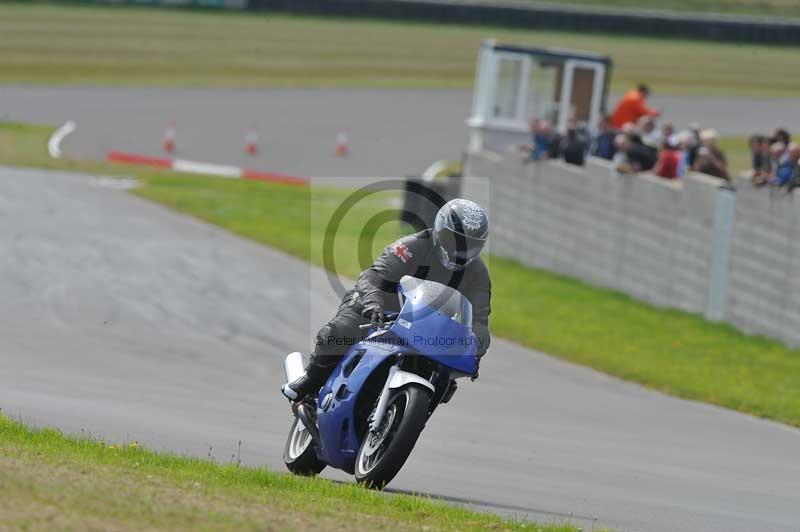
[282,276,478,488]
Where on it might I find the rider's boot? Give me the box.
[281,359,332,402]
[440,379,458,404]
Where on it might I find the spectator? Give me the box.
[790,145,800,191]
[611,84,660,129]
[676,130,696,177]
[572,117,593,151]
[612,132,655,175]
[686,122,702,167]
[788,142,800,180]
[773,142,798,187]
[529,118,555,161]
[654,137,682,179]
[768,142,786,180]
[623,124,657,171]
[635,118,660,170]
[639,116,662,149]
[592,115,617,160]
[612,134,635,176]
[561,123,589,166]
[548,128,563,160]
[661,123,675,142]
[749,135,771,186]
[770,127,791,146]
[692,129,729,180]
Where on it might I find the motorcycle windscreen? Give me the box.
[391,276,477,374]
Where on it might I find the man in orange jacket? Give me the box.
[611,84,660,129]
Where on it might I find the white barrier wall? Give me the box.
[726,182,800,346]
[463,150,800,347]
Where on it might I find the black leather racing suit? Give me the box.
[310,229,491,372]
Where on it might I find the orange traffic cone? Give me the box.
[163,121,176,154]
[335,131,349,157]
[245,127,258,156]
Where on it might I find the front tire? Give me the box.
[355,384,431,489]
[283,416,326,476]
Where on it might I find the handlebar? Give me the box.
[359,321,393,330]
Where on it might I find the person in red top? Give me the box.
[611,84,660,129]
[655,137,682,179]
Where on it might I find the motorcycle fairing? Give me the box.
[314,342,397,472]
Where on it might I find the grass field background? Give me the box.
[2,121,799,428]
[719,136,750,173]
[0,3,798,97]
[0,415,579,531]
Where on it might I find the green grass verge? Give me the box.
[3,121,800,430]
[0,414,578,531]
[0,3,798,97]
[718,135,750,176]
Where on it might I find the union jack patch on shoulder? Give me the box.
[391,242,413,263]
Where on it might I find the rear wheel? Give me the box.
[355,384,431,489]
[283,416,325,476]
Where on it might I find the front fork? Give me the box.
[368,359,437,432]
[369,365,399,432]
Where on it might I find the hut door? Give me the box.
[558,59,605,132]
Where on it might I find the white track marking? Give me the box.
[47,120,77,159]
[172,159,241,178]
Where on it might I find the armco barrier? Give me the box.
[462,151,800,347]
[248,0,800,45]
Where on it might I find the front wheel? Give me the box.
[283,416,326,476]
[355,384,431,489]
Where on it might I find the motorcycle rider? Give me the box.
[282,198,491,402]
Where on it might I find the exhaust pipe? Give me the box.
[284,351,305,384]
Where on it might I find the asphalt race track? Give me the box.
[3,86,800,178]
[1,166,799,532]
[1,86,470,179]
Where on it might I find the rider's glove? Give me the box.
[362,302,385,329]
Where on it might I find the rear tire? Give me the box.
[354,384,431,489]
[283,416,326,476]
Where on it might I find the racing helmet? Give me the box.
[432,199,489,271]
